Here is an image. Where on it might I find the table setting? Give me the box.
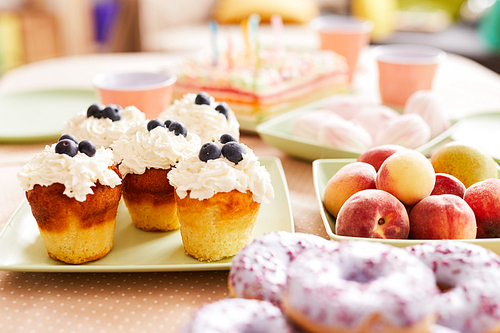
[1,13,500,332]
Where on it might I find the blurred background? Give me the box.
[0,0,499,76]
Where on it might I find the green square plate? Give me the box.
[0,157,293,272]
[0,89,98,143]
[451,112,500,164]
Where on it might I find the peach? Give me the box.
[323,162,377,218]
[356,144,406,172]
[376,150,435,206]
[409,194,476,239]
[336,189,409,239]
[464,178,500,238]
[430,173,466,198]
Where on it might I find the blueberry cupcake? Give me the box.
[62,103,146,148]
[111,119,201,231]
[167,134,274,262]
[159,92,240,143]
[17,135,122,264]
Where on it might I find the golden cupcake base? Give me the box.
[175,190,261,262]
[26,174,122,265]
[122,168,179,232]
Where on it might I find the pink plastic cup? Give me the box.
[311,15,374,82]
[374,44,446,108]
[92,72,176,119]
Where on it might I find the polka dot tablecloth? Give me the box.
[0,135,328,333]
[0,271,230,332]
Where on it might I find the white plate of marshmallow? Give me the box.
[256,91,458,161]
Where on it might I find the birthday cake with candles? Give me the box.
[169,16,349,129]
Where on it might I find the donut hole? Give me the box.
[437,282,453,293]
[344,270,379,283]
[341,261,386,284]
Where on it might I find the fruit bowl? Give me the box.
[256,99,459,162]
[312,158,500,254]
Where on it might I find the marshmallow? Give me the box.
[317,117,373,152]
[375,113,431,149]
[404,90,450,139]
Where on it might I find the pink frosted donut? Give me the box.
[406,241,500,333]
[180,298,297,333]
[282,241,439,333]
[431,324,461,333]
[228,231,335,304]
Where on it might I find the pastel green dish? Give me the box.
[0,157,293,272]
[256,104,460,161]
[451,112,500,164]
[312,158,500,255]
[0,89,98,143]
[256,107,361,161]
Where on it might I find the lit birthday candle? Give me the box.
[209,20,218,66]
[241,18,251,63]
[255,37,261,71]
[226,35,233,69]
[248,14,261,69]
[271,14,284,55]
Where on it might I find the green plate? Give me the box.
[0,157,293,272]
[256,105,459,161]
[0,89,98,143]
[312,158,500,254]
[451,112,500,164]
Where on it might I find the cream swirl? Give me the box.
[62,106,146,148]
[167,143,274,204]
[159,93,239,143]
[17,144,121,202]
[112,121,201,176]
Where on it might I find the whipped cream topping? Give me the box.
[18,144,121,202]
[159,93,240,143]
[112,121,201,176]
[62,106,146,148]
[167,143,274,204]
